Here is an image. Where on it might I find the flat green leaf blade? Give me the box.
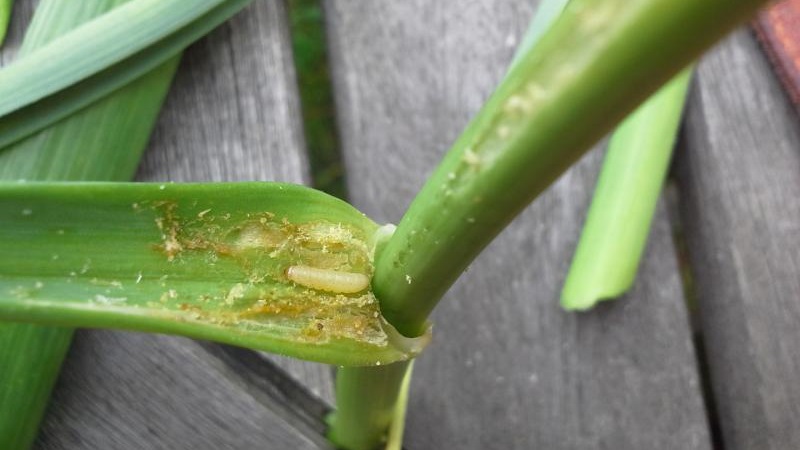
[0,57,179,180]
[561,69,693,310]
[0,0,252,149]
[0,0,244,118]
[0,182,427,366]
[0,1,182,448]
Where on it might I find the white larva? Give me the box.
[285,265,369,294]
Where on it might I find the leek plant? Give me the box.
[0,0,769,449]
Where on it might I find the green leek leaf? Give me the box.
[0,0,252,149]
[0,182,429,366]
[561,69,693,310]
[0,0,184,447]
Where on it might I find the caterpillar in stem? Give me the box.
[286,265,370,294]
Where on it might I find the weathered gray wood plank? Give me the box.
[0,1,331,447]
[677,29,800,450]
[37,333,330,450]
[136,2,309,186]
[325,1,712,448]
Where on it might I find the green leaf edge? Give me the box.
[561,68,693,311]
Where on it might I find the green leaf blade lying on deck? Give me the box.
[0,0,253,149]
[0,182,428,366]
[561,69,693,311]
[0,0,217,116]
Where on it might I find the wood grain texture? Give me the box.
[136,1,310,185]
[677,29,800,450]
[0,1,331,448]
[37,333,331,450]
[325,1,712,448]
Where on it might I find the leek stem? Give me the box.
[328,1,567,447]
[372,0,767,337]
[328,362,411,450]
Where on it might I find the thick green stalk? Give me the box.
[328,2,567,448]
[0,1,180,447]
[328,362,411,450]
[0,0,11,46]
[561,68,693,310]
[373,0,768,337]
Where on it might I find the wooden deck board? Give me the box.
[325,1,712,448]
[677,28,800,450]
[37,333,331,450]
